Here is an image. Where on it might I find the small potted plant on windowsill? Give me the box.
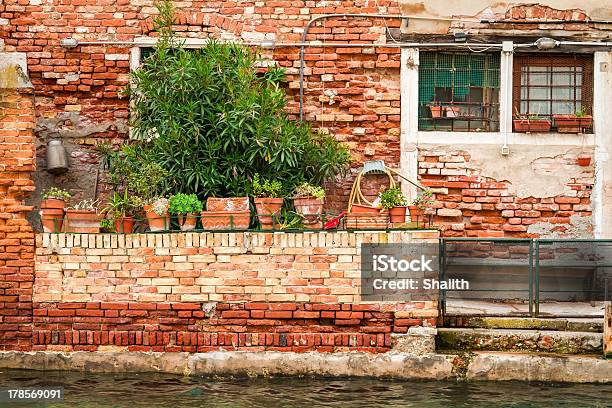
[65,199,101,233]
[409,189,434,222]
[253,173,284,230]
[554,108,592,133]
[169,193,202,231]
[513,113,552,133]
[40,187,71,233]
[103,190,141,234]
[292,182,325,229]
[379,187,408,223]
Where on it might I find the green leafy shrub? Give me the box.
[169,193,203,214]
[411,189,435,209]
[379,187,407,210]
[252,174,283,198]
[102,190,142,218]
[293,182,325,200]
[42,187,71,201]
[100,218,114,232]
[122,0,351,200]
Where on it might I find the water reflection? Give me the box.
[0,369,610,408]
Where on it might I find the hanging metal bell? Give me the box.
[46,139,69,175]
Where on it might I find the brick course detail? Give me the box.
[33,231,439,352]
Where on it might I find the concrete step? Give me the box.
[444,316,603,333]
[437,328,603,354]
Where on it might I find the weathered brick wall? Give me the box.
[419,147,594,238]
[0,0,401,213]
[0,86,36,351]
[33,230,439,352]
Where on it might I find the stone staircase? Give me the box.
[438,316,604,355]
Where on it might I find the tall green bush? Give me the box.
[122,0,351,199]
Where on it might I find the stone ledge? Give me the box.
[0,351,609,382]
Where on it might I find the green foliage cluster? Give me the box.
[42,187,71,201]
[252,174,283,198]
[293,182,325,200]
[168,193,203,214]
[379,187,407,210]
[103,190,143,218]
[412,189,435,209]
[118,0,350,200]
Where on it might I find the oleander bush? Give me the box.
[119,0,351,200]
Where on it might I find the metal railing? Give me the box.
[440,238,611,318]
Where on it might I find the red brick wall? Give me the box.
[0,87,36,350]
[0,0,402,212]
[33,230,439,352]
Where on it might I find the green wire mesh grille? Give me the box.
[419,52,501,132]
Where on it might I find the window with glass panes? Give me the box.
[512,54,593,131]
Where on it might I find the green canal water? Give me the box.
[1,369,611,407]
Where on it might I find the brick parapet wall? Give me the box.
[0,86,36,351]
[33,230,439,352]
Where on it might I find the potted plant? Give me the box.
[380,187,408,223]
[40,187,71,233]
[429,105,444,118]
[201,197,250,230]
[65,199,101,233]
[144,197,170,232]
[100,218,115,233]
[169,193,202,231]
[292,182,325,228]
[576,154,591,167]
[409,189,434,221]
[103,190,141,234]
[252,173,284,230]
[554,108,592,133]
[513,113,551,133]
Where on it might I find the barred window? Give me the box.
[418,52,500,132]
[512,54,593,133]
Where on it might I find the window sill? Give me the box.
[415,131,595,146]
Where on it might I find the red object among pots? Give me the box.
[114,216,135,234]
[40,208,64,233]
[350,204,380,214]
[513,119,552,133]
[389,206,407,223]
[144,204,170,232]
[576,156,591,167]
[41,198,66,210]
[408,205,425,220]
[177,213,198,231]
[200,211,250,230]
[254,197,283,229]
[294,197,324,228]
[206,197,250,212]
[64,210,101,233]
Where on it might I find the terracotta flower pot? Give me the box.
[389,206,407,223]
[40,208,64,233]
[576,156,591,167]
[206,197,250,212]
[430,106,444,118]
[200,211,251,230]
[177,213,198,231]
[41,198,66,210]
[114,216,135,234]
[65,210,101,233]
[294,197,324,229]
[254,197,283,229]
[144,204,170,232]
[513,119,551,133]
[408,205,425,220]
[350,204,380,214]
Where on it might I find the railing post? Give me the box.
[605,301,611,358]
